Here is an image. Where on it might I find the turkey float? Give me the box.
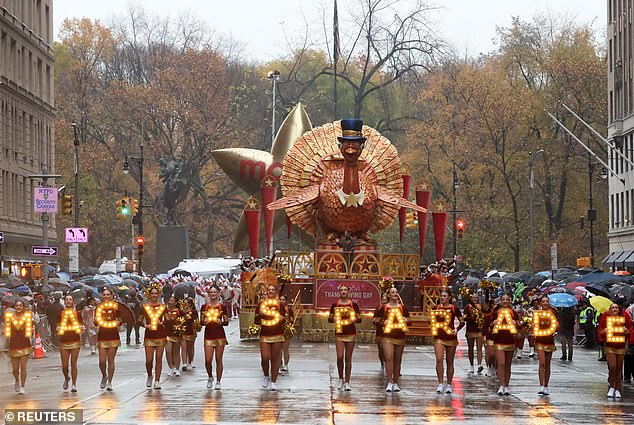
[267,118,426,242]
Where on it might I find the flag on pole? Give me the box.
[333,0,341,63]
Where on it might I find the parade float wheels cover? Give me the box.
[267,120,425,241]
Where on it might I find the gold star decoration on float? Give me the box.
[211,103,312,252]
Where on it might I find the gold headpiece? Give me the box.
[144,281,163,299]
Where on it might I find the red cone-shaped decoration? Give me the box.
[415,180,432,258]
[432,200,449,262]
[260,176,278,254]
[244,196,261,258]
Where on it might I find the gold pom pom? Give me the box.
[247,324,262,337]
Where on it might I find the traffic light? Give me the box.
[62,195,73,215]
[20,265,31,280]
[131,198,139,216]
[456,220,465,239]
[116,197,131,220]
[136,235,145,257]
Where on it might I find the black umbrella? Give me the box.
[79,267,99,276]
[610,284,634,301]
[527,275,547,287]
[172,269,192,278]
[586,283,612,298]
[462,276,481,287]
[173,282,196,300]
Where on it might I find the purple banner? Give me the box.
[315,279,380,310]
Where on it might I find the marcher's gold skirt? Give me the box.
[435,338,459,347]
[60,341,82,351]
[166,336,181,343]
[494,344,516,352]
[9,347,33,358]
[382,337,406,347]
[204,338,228,347]
[260,335,284,344]
[98,340,121,349]
[183,335,196,342]
[535,343,555,352]
[466,332,482,339]
[605,346,626,356]
[486,339,495,347]
[335,335,356,343]
[144,338,166,347]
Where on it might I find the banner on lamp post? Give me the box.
[260,176,278,255]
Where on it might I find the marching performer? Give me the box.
[377,285,410,392]
[254,284,287,391]
[140,284,167,390]
[534,296,558,396]
[201,286,228,390]
[279,294,294,372]
[96,289,122,391]
[598,302,634,399]
[432,289,465,394]
[58,295,83,392]
[5,299,34,395]
[328,285,362,391]
[164,297,182,376]
[180,297,198,371]
[463,291,484,374]
[491,293,518,395]
[482,295,497,377]
[373,293,388,369]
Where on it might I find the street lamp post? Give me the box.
[452,164,459,258]
[267,70,280,146]
[71,123,80,227]
[529,149,544,274]
[123,139,145,273]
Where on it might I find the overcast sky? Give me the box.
[53,0,606,60]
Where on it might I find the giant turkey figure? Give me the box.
[267,118,426,241]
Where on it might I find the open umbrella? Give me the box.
[548,293,578,308]
[613,270,631,276]
[527,275,548,287]
[173,282,196,300]
[589,296,613,314]
[172,269,192,278]
[585,283,612,298]
[610,284,634,301]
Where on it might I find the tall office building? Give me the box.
[0,0,56,274]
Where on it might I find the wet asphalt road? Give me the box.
[1,320,633,424]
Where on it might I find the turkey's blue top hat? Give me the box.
[338,118,367,142]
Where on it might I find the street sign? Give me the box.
[550,243,558,271]
[65,228,88,243]
[69,243,79,273]
[0,232,4,243]
[33,187,58,213]
[32,246,58,256]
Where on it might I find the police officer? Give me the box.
[579,299,596,349]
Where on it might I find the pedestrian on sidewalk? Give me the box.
[5,299,34,395]
[201,286,228,390]
[96,289,122,391]
[57,295,83,393]
[432,289,465,394]
[558,306,575,361]
[328,285,362,392]
[140,285,167,390]
[378,285,410,393]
